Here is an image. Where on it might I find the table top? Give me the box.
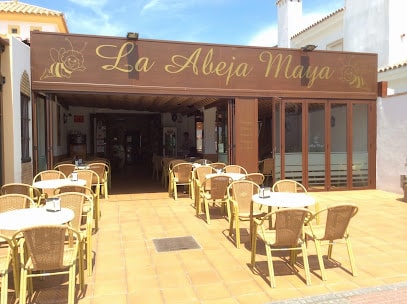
[33,178,86,189]
[252,192,315,208]
[206,173,245,181]
[0,207,74,230]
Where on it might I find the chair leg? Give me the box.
[314,240,327,281]
[19,269,27,304]
[250,228,258,267]
[235,216,241,248]
[265,245,276,288]
[301,244,312,286]
[68,265,76,304]
[346,237,358,276]
[204,198,211,224]
[1,272,8,304]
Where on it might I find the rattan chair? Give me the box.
[170,162,193,200]
[194,159,213,165]
[199,175,232,224]
[54,163,76,177]
[224,165,248,174]
[192,165,216,215]
[251,208,312,288]
[15,225,83,304]
[32,169,66,200]
[87,162,110,199]
[167,159,185,196]
[0,183,41,206]
[272,179,307,193]
[243,173,265,186]
[259,158,274,186]
[227,180,266,248]
[209,162,227,171]
[54,192,93,276]
[68,169,101,231]
[304,203,359,281]
[0,194,33,213]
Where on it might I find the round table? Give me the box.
[0,207,74,230]
[252,192,315,208]
[33,178,86,189]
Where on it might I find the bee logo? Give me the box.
[40,38,87,80]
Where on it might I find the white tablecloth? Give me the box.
[0,207,74,230]
[33,178,86,189]
[252,192,315,208]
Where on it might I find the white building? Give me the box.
[277,0,407,194]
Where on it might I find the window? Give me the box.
[30,26,42,32]
[8,25,20,35]
[21,94,31,162]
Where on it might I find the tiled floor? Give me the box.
[11,167,407,303]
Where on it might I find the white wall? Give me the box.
[1,37,31,182]
[376,94,407,194]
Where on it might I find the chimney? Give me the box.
[276,0,302,48]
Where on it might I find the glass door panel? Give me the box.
[330,103,347,188]
[284,102,303,183]
[308,103,326,190]
[352,104,368,187]
[273,100,281,181]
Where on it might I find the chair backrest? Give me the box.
[87,162,108,184]
[272,179,307,193]
[261,158,274,175]
[54,163,76,177]
[33,170,66,183]
[209,162,227,170]
[54,192,86,230]
[172,163,193,183]
[224,165,248,174]
[244,173,265,186]
[1,183,41,203]
[70,169,99,190]
[313,204,359,241]
[54,184,95,197]
[202,175,232,200]
[194,165,215,184]
[0,193,34,212]
[271,208,312,247]
[16,225,79,271]
[194,159,213,165]
[227,180,260,214]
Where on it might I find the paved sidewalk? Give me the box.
[270,281,407,304]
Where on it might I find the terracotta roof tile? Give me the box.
[0,1,63,16]
[378,61,407,72]
[291,8,344,39]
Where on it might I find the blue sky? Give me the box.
[27,0,343,46]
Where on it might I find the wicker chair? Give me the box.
[167,159,185,195]
[272,179,306,193]
[192,165,216,215]
[209,162,227,171]
[87,162,110,199]
[251,208,313,288]
[243,173,265,186]
[227,180,266,248]
[0,194,33,213]
[15,225,83,304]
[224,165,248,174]
[304,203,359,281]
[259,158,274,186]
[54,192,93,276]
[54,163,76,177]
[199,175,232,224]
[68,169,101,231]
[170,162,193,200]
[0,183,41,207]
[32,170,66,200]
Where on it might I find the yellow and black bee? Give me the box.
[40,38,87,80]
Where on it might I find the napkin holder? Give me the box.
[46,198,61,212]
[259,187,270,199]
